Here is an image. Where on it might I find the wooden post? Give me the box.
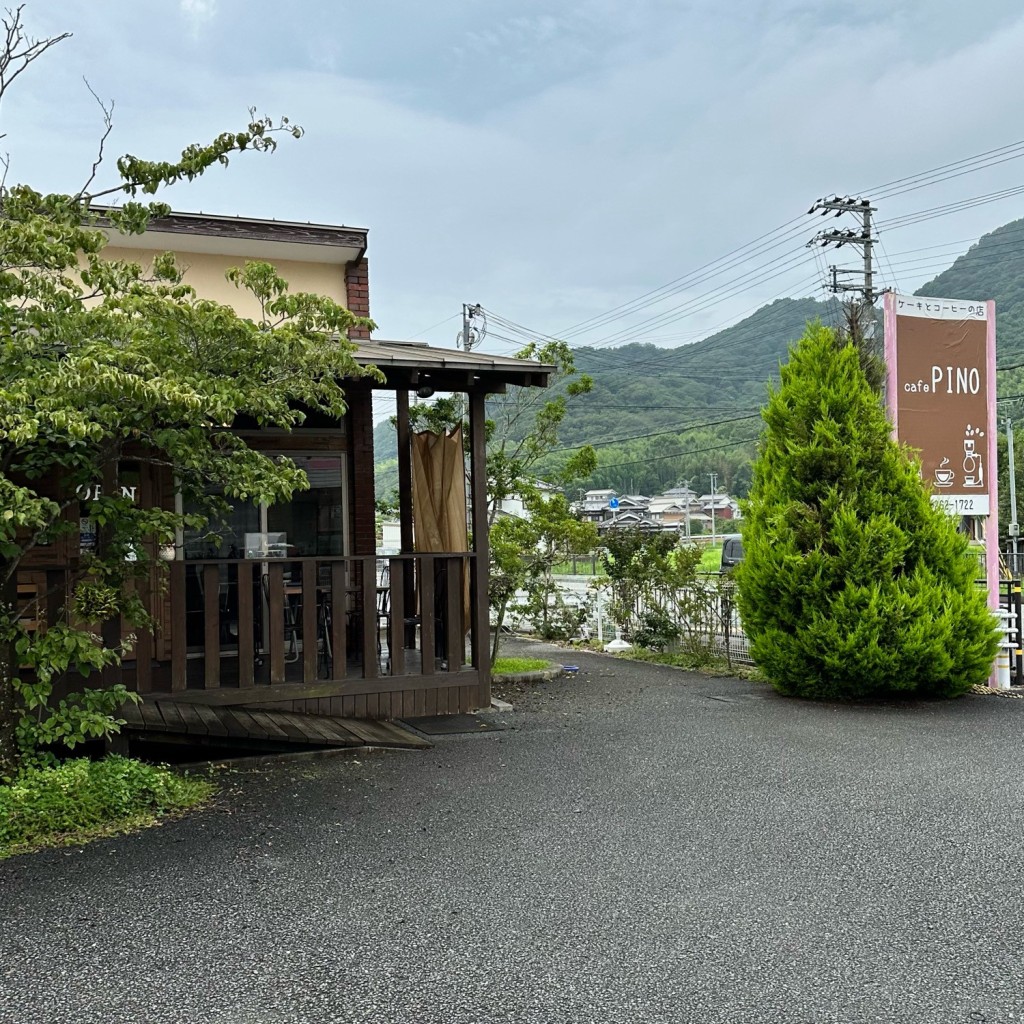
[420,555,435,675]
[331,561,347,680]
[396,389,417,647]
[170,561,187,691]
[469,391,491,708]
[362,555,378,679]
[389,558,406,677]
[237,560,254,687]
[134,467,154,693]
[203,563,220,689]
[268,562,285,684]
[446,557,463,672]
[302,560,318,683]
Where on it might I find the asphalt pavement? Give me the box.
[4,640,1024,1024]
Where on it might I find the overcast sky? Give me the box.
[7,0,1024,366]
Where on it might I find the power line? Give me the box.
[479,226,820,351]
[878,183,1024,231]
[549,411,764,453]
[528,141,1024,353]
[861,140,1024,198]
[598,435,761,470]
[579,247,819,350]
[485,269,825,368]
[552,215,814,340]
[568,141,1024,349]
[475,141,1024,383]
[568,276,825,377]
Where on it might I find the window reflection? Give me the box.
[267,456,345,556]
[181,455,346,558]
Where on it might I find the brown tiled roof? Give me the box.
[142,211,368,250]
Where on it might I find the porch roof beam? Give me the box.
[349,339,554,393]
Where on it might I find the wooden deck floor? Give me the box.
[121,698,431,751]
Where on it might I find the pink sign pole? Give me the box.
[985,299,999,619]
[884,293,899,440]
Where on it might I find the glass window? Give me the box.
[181,454,347,558]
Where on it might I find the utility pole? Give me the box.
[708,472,718,548]
[458,304,486,352]
[682,477,692,541]
[807,195,877,306]
[808,194,885,394]
[453,304,486,423]
[1007,418,1020,574]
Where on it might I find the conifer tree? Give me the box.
[735,322,998,700]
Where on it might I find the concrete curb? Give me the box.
[492,661,565,685]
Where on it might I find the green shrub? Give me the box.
[0,756,213,857]
[736,323,999,700]
[632,608,681,651]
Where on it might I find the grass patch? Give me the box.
[698,544,724,572]
[551,559,600,576]
[0,755,214,859]
[493,657,553,674]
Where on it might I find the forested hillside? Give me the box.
[540,296,830,495]
[374,296,831,497]
[374,216,1024,499]
[915,217,1024,362]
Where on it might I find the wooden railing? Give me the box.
[166,553,479,692]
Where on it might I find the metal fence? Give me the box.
[512,570,1022,680]
[520,572,754,666]
[1000,577,1023,685]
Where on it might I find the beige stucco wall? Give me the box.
[99,245,348,321]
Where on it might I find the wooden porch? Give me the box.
[124,551,488,719]
[15,344,555,729]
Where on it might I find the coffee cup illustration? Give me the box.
[934,458,954,487]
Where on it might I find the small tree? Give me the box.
[483,341,594,525]
[600,528,706,650]
[0,9,373,774]
[736,322,999,700]
[491,490,597,655]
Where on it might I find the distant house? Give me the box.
[699,494,740,521]
[597,510,661,533]
[618,495,651,514]
[580,485,744,537]
[494,479,560,522]
[578,489,651,525]
[578,488,617,523]
[662,484,699,503]
[648,493,697,522]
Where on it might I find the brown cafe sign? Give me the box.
[884,294,996,518]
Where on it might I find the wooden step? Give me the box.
[121,699,430,750]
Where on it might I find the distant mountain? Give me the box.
[914,216,1024,363]
[565,297,831,446]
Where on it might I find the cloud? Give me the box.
[180,0,216,34]
[11,0,1024,351]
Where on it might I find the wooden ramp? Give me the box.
[121,698,431,752]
